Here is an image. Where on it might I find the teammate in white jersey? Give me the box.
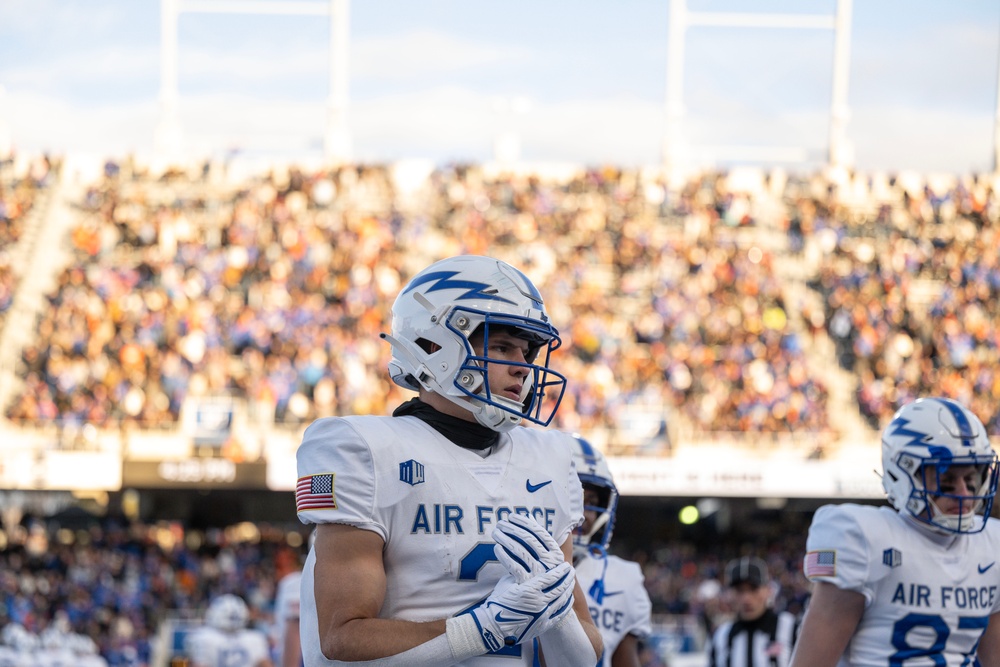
[566,436,652,667]
[790,396,1000,667]
[296,255,602,666]
[0,623,37,667]
[187,594,273,667]
[272,554,304,667]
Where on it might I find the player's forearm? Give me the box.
[281,620,301,667]
[312,615,488,666]
[976,613,1000,667]
[320,617,448,661]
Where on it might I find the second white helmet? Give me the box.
[569,435,619,555]
[205,594,250,632]
[882,397,999,534]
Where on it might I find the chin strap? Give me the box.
[580,511,610,547]
[475,398,522,432]
[923,501,981,533]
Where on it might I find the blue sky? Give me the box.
[1,0,999,173]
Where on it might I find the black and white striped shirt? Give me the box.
[708,609,799,667]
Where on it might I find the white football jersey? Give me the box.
[186,626,270,667]
[804,503,1000,666]
[296,415,585,666]
[76,656,108,667]
[35,647,74,667]
[0,645,31,667]
[272,570,301,665]
[575,551,652,667]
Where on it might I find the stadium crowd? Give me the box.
[7,159,998,454]
[803,171,1000,431]
[0,512,809,666]
[0,516,303,666]
[5,160,832,453]
[0,154,54,333]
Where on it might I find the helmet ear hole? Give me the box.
[415,338,439,354]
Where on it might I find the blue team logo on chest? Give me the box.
[883,547,902,568]
[400,459,425,486]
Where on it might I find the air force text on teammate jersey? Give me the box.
[890,582,997,610]
[410,504,556,535]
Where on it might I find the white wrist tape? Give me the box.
[535,611,600,667]
[445,614,491,661]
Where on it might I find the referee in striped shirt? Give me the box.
[708,557,799,667]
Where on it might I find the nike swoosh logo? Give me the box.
[526,479,552,493]
[980,562,996,574]
[602,590,624,597]
[494,611,528,624]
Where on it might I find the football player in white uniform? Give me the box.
[0,623,37,667]
[36,626,74,667]
[272,548,305,667]
[68,634,108,667]
[296,255,602,666]
[567,436,652,667]
[790,397,1000,666]
[186,595,273,667]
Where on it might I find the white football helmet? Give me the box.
[1,623,28,649]
[569,435,619,556]
[882,397,999,534]
[205,594,249,632]
[383,255,567,432]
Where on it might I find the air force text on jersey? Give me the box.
[410,503,556,535]
[891,582,997,611]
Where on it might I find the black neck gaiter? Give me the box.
[392,398,500,451]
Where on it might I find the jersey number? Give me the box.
[890,613,988,667]
[458,543,523,658]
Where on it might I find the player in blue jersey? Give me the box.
[790,397,1000,666]
[567,435,652,667]
[296,255,602,666]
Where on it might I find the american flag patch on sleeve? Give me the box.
[296,473,337,512]
[804,550,836,577]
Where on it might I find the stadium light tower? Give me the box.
[0,84,11,161]
[662,0,853,173]
[155,0,352,162]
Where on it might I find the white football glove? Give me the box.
[493,513,565,583]
[467,562,575,652]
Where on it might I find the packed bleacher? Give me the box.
[801,171,1000,432]
[7,158,998,455]
[3,159,840,456]
[0,154,54,333]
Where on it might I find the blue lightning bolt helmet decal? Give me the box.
[402,271,516,305]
